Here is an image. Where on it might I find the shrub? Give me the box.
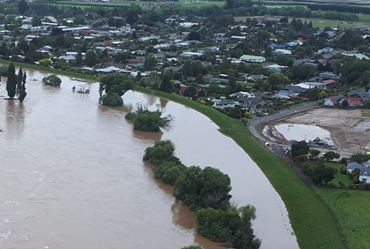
[101,93,123,106]
[42,75,62,86]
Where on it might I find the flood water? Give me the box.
[275,123,334,145]
[0,68,299,249]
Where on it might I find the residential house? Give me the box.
[342,53,370,60]
[272,49,292,56]
[238,97,264,109]
[318,47,333,54]
[340,97,363,107]
[212,100,236,108]
[346,162,362,173]
[350,90,370,101]
[319,71,339,79]
[230,91,255,98]
[240,55,265,63]
[246,75,267,82]
[267,43,287,49]
[360,166,370,184]
[164,66,182,72]
[264,64,287,71]
[322,79,336,87]
[283,85,307,94]
[214,37,230,43]
[324,96,343,106]
[231,36,247,40]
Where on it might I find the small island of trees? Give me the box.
[99,73,133,107]
[42,75,62,86]
[125,104,171,132]
[143,140,261,249]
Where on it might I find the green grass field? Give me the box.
[327,162,353,186]
[0,61,346,249]
[362,110,370,117]
[315,188,370,249]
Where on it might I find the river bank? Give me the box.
[0,61,344,249]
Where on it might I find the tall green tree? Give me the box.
[16,68,27,102]
[99,73,134,106]
[32,16,42,27]
[0,43,8,56]
[76,50,83,66]
[159,74,172,93]
[18,0,29,14]
[6,63,16,99]
[85,50,97,67]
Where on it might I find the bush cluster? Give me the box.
[143,140,260,249]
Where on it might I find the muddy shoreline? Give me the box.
[262,108,370,153]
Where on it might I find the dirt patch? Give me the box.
[262,124,289,144]
[273,108,370,153]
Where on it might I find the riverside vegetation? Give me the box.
[2,62,346,249]
[125,104,172,132]
[143,140,261,249]
[3,63,27,102]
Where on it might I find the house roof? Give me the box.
[322,80,336,84]
[347,162,362,169]
[344,97,362,105]
[329,98,338,104]
[284,85,307,93]
[360,167,370,176]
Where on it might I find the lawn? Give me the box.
[235,15,369,28]
[0,61,345,249]
[362,110,370,117]
[315,188,370,249]
[327,162,353,186]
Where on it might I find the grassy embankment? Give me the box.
[362,110,370,117]
[0,60,345,249]
[0,59,97,82]
[315,188,370,249]
[135,87,345,249]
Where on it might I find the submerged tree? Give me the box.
[16,68,27,102]
[6,63,16,99]
[125,104,172,132]
[99,73,134,106]
[42,75,62,86]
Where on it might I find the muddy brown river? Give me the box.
[0,68,299,249]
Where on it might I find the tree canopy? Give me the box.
[6,63,16,98]
[196,206,261,249]
[174,166,232,211]
[125,105,171,132]
[42,75,62,86]
[99,73,134,106]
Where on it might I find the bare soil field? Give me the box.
[275,108,370,153]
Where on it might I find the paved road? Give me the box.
[248,101,319,142]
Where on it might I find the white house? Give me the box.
[240,55,265,63]
[341,53,370,60]
[359,166,370,184]
[212,100,236,109]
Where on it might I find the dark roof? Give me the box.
[360,167,370,176]
[347,162,362,169]
[283,85,307,93]
[238,97,264,108]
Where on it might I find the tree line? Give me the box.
[2,63,27,102]
[143,140,261,249]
